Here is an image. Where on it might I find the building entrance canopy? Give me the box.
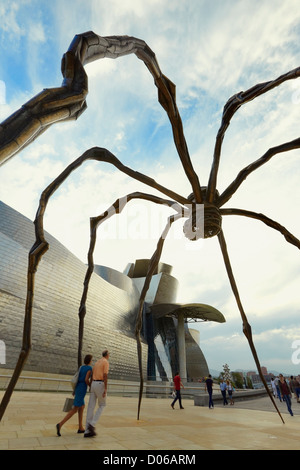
[150,303,225,382]
[150,303,226,323]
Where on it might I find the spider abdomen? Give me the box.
[203,203,222,238]
[184,188,222,240]
[183,203,222,240]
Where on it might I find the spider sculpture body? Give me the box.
[0,32,300,423]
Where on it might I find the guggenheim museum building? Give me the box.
[0,201,225,382]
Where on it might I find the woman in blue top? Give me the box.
[56,354,93,436]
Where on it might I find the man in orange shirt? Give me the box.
[84,349,110,437]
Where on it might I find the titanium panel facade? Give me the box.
[0,201,146,379]
[0,201,209,381]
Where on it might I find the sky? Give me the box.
[0,0,300,375]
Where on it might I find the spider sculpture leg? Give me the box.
[221,209,300,249]
[207,66,300,203]
[0,147,186,421]
[211,99,300,424]
[218,138,300,208]
[218,207,300,425]
[204,64,300,423]
[0,235,49,421]
[76,194,183,369]
[218,229,285,424]
[134,213,183,419]
[0,32,203,205]
[76,193,194,419]
[76,197,183,421]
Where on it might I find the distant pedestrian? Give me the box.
[171,372,184,409]
[274,376,282,401]
[226,380,234,405]
[271,378,277,398]
[290,376,300,403]
[219,379,228,405]
[278,374,293,416]
[205,375,214,409]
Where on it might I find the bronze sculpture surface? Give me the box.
[1,32,300,423]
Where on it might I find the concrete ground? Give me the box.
[0,391,299,451]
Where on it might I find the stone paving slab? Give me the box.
[0,391,299,451]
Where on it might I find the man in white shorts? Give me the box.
[84,349,109,437]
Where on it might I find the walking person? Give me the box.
[205,374,214,409]
[219,379,228,405]
[274,376,282,401]
[56,354,93,436]
[226,380,234,405]
[295,376,300,403]
[289,376,300,403]
[271,378,277,398]
[84,349,110,437]
[278,374,293,416]
[171,372,184,409]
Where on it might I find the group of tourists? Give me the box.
[170,373,235,410]
[205,376,234,408]
[204,373,300,416]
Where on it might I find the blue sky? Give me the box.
[0,0,300,375]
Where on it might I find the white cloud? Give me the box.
[0,2,23,37]
[28,21,46,43]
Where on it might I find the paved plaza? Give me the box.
[0,391,299,451]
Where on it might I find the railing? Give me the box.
[0,374,72,393]
[2,374,269,404]
[0,373,207,398]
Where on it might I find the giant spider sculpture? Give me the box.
[0,32,300,423]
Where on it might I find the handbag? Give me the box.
[63,397,74,412]
[71,366,82,391]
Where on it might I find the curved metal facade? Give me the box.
[0,201,209,381]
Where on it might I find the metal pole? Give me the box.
[177,312,187,382]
